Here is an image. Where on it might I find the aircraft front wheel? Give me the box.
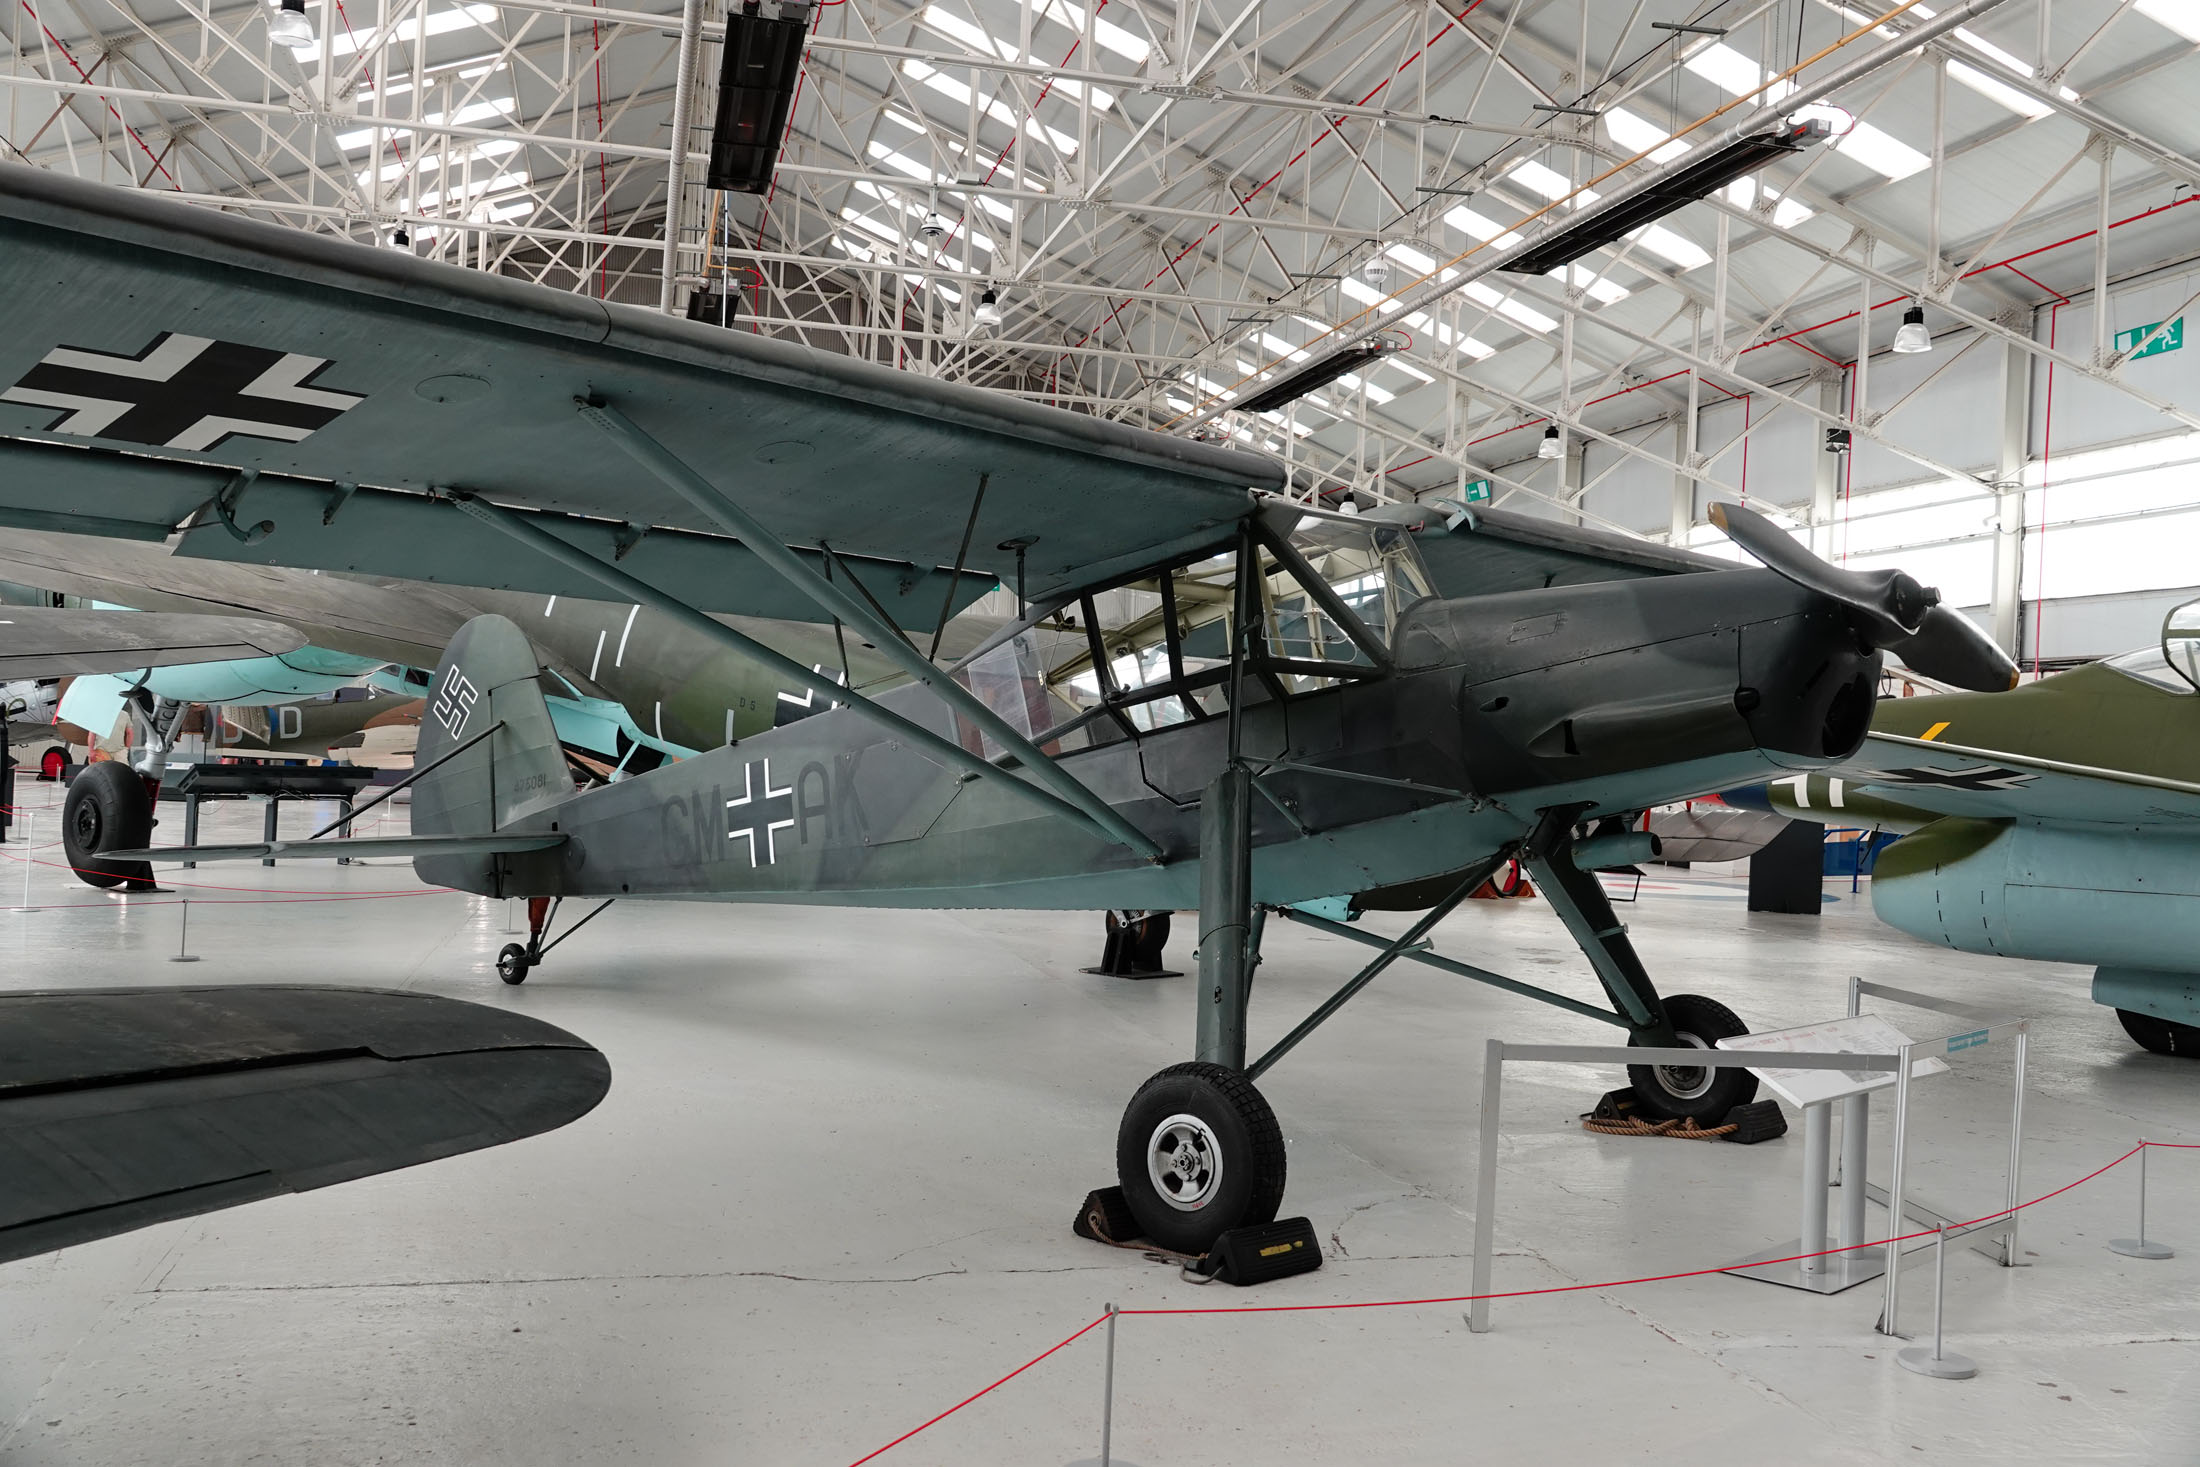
[1626,992,1758,1123]
[61,761,153,890]
[2118,1008,2200,1057]
[496,943,532,985]
[1115,1062,1285,1255]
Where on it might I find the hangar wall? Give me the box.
[1479,256,2200,662]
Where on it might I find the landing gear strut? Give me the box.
[496,895,615,984]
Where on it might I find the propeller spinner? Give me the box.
[1709,501,2020,693]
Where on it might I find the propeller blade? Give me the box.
[1888,604,2022,693]
[1709,501,1937,640]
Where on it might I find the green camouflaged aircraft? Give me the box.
[1,164,2018,1252]
[1738,601,2200,1057]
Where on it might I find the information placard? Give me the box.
[1716,1014,1949,1108]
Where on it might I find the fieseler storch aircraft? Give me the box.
[1734,594,2200,1061]
[0,164,2017,1252]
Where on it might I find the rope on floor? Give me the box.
[1580,1113,1737,1141]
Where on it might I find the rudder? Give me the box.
[411,615,573,892]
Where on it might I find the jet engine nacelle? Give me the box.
[1872,817,2200,974]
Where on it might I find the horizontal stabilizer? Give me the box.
[103,832,567,863]
[0,985,609,1264]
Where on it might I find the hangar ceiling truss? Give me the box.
[5,0,2200,529]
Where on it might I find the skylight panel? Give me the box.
[902,60,1077,157]
[919,6,1116,108]
[1192,373,1237,401]
[1334,372,1395,405]
[1443,206,1523,250]
[1339,277,1402,314]
[330,2,497,59]
[1686,42,1928,180]
[1505,159,1575,200]
[1384,242,1438,274]
[1258,332,1311,363]
[1385,358,1435,385]
[1035,0,1150,64]
[1945,58,2049,115]
[867,139,947,182]
[1627,223,1712,271]
[2137,0,2200,44]
[1404,310,1496,360]
[1548,263,1630,304]
[415,168,528,213]
[839,208,905,247]
[1604,107,1691,164]
[1464,281,1555,334]
[1722,177,1814,228]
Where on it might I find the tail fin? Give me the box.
[412,615,573,891]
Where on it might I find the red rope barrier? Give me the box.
[841,1312,1112,1467]
[849,1138,2186,1459]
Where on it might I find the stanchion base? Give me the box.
[168,955,200,964]
[1897,1346,1978,1379]
[1065,1459,1144,1466]
[2109,1238,2175,1260]
[1722,1239,1888,1294]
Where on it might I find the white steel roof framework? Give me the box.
[4,0,2200,530]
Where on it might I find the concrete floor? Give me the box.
[2,788,2195,1465]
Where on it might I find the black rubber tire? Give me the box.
[1115,1061,1286,1255]
[2118,1008,2200,1057]
[38,746,68,781]
[496,943,532,985]
[1492,859,1526,897]
[61,760,153,890]
[1627,992,1759,1123]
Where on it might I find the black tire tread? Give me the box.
[1116,1060,1286,1253]
[1626,992,1758,1122]
[2118,1008,2200,1058]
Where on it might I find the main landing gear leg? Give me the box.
[1521,812,1758,1123]
[1114,761,1286,1254]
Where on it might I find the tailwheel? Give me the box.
[496,943,532,985]
[1626,992,1758,1123]
[1115,1061,1286,1254]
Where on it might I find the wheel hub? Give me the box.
[1654,1031,1714,1101]
[1146,1112,1222,1211]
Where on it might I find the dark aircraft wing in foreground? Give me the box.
[0,608,305,677]
[0,985,609,1264]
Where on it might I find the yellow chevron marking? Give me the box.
[1922,721,1951,742]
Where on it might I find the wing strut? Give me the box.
[443,491,1160,860]
[573,397,1163,861]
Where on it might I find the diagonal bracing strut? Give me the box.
[574,398,1162,860]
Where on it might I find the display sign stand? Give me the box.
[1716,1012,1947,1294]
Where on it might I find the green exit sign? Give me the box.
[2116,317,2183,361]
[1462,478,1492,503]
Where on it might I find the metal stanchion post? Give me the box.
[1800,1102,1831,1277]
[1468,1038,1503,1334]
[170,898,199,963]
[2003,1026,2028,1265]
[1879,1040,1915,1337]
[2110,1142,2175,1260]
[1897,1225,1978,1378]
[1840,1091,1869,1249]
[19,813,31,909]
[1068,1303,1132,1467]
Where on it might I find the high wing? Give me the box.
[0,607,305,677]
[0,985,607,1264]
[0,165,1282,609]
[1391,502,1728,597]
[1846,731,2200,827]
